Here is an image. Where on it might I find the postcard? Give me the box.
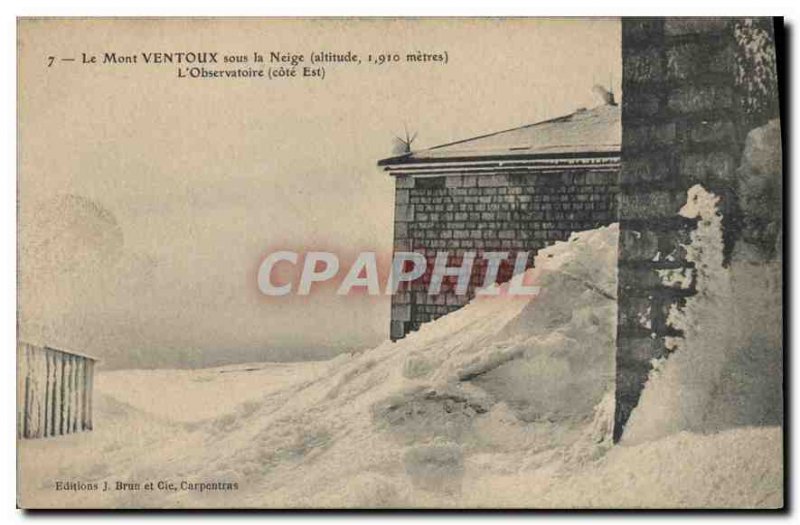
[16,17,783,509]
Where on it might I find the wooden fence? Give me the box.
[17,342,96,439]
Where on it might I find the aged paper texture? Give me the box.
[17,17,783,509]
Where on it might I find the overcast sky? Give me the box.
[18,18,621,368]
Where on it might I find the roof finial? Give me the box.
[592,83,617,107]
[391,124,418,155]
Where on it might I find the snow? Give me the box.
[623,185,734,443]
[17,220,782,509]
[624,185,783,444]
[96,361,329,423]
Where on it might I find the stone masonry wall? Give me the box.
[390,168,618,340]
[614,17,780,441]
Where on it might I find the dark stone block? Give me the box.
[666,40,735,81]
[623,121,677,150]
[679,150,737,184]
[623,46,664,84]
[663,17,730,37]
[618,191,685,220]
[667,85,734,114]
[622,18,665,43]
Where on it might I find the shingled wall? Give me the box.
[390,167,618,340]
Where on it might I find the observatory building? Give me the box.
[378,98,621,341]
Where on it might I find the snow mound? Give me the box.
[18,221,782,509]
[465,426,782,509]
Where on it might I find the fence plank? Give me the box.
[44,351,50,437]
[86,360,94,430]
[17,343,96,439]
[57,352,65,436]
[17,345,25,438]
[25,346,34,438]
[77,358,84,431]
[34,349,45,438]
[72,355,80,433]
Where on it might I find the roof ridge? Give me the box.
[377,103,620,168]
[424,104,613,153]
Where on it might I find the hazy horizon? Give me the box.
[18,18,622,368]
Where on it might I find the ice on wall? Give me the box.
[736,118,783,260]
[734,19,779,124]
[623,185,782,445]
[623,186,732,442]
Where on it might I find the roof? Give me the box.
[378,103,621,169]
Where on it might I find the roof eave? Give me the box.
[379,149,621,173]
[377,152,414,167]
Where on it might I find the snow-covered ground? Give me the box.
[17,222,783,509]
[96,361,330,423]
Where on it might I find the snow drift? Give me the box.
[18,221,782,509]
